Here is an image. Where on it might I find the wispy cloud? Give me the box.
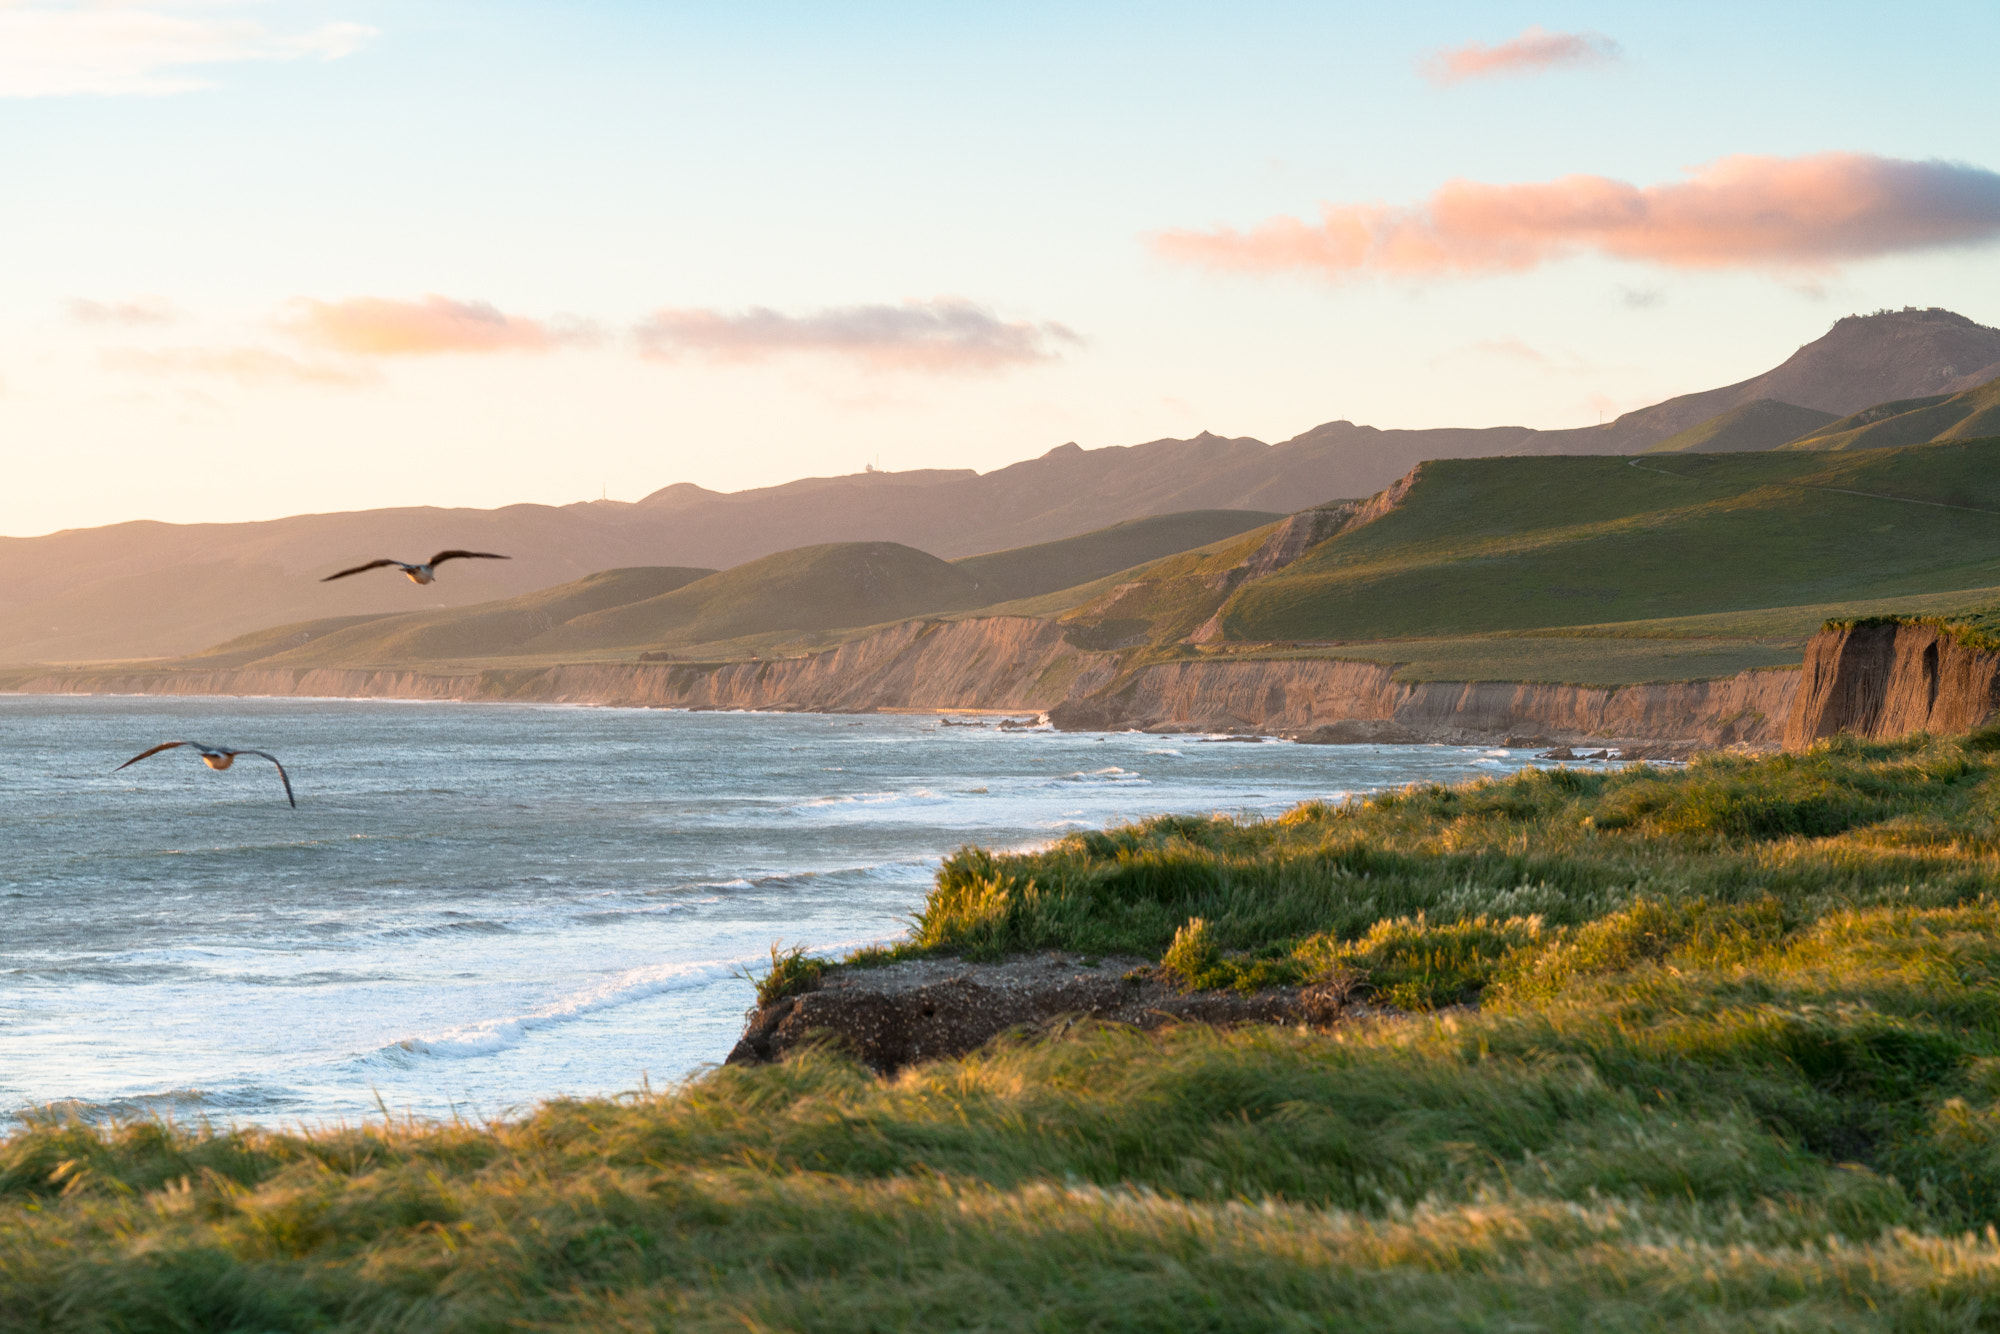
[282,295,583,356]
[1152,153,2000,281]
[100,346,374,387]
[633,298,1082,373]
[1469,337,1550,365]
[67,296,177,326]
[0,2,375,98]
[1420,26,1621,86]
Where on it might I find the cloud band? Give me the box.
[1152,153,2000,280]
[633,298,1080,373]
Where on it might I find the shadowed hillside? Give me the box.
[163,512,1293,670]
[6,308,1994,665]
[1779,378,2000,452]
[1643,399,1838,454]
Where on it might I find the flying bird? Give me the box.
[320,550,510,585]
[114,742,297,808]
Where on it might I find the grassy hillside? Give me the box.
[532,543,987,653]
[1642,397,1836,453]
[951,509,1281,602]
[243,566,718,667]
[16,737,2000,1327]
[1783,378,2000,451]
[1219,441,2000,642]
[167,512,1294,670]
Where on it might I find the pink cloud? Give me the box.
[283,295,572,356]
[1152,153,2000,280]
[101,346,374,387]
[1421,26,1621,85]
[633,298,1081,373]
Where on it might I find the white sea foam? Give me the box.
[4,696,1549,1125]
[375,956,755,1063]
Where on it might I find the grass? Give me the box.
[952,509,1281,603]
[1220,440,2000,642]
[1785,378,2000,452]
[18,733,2000,1327]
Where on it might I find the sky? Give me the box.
[5,0,2000,536]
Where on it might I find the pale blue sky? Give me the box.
[5,0,1999,534]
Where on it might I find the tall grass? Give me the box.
[14,733,2000,1328]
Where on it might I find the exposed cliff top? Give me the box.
[1827,605,2000,653]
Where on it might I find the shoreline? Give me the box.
[0,613,1803,750]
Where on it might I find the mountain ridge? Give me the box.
[5,307,1997,664]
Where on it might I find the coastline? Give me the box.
[0,611,1801,750]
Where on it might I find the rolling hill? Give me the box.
[5,308,1995,665]
[180,510,1289,669]
[1214,442,2000,642]
[1643,399,1838,454]
[1778,377,2000,452]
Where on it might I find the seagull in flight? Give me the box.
[320,550,510,585]
[114,742,297,808]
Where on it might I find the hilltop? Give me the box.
[5,308,1995,665]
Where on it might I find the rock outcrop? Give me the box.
[1783,621,2000,749]
[725,952,1361,1074]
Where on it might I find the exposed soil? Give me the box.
[725,952,1372,1074]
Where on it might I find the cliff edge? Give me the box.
[1783,618,2000,749]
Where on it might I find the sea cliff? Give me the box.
[1783,619,2000,748]
[5,613,1799,748]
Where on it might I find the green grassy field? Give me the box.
[1219,441,2000,643]
[16,734,2000,1328]
[1203,583,2000,686]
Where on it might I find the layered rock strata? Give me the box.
[1050,658,1796,748]
[1783,621,2000,749]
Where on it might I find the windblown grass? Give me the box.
[15,733,2000,1328]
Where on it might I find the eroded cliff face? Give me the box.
[1051,657,1797,747]
[8,613,1798,748]
[1783,622,2000,749]
[5,618,1119,716]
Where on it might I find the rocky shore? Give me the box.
[724,951,1370,1074]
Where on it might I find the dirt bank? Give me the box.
[725,952,1365,1074]
[1784,621,2000,748]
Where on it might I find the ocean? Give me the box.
[0,695,1548,1126]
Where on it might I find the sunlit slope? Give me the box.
[533,543,986,652]
[1781,378,2000,451]
[951,509,1283,602]
[247,566,717,667]
[1643,399,1836,454]
[1219,441,2000,641]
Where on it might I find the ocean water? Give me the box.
[0,695,1548,1126]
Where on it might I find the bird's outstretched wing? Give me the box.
[114,740,194,771]
[321,559,405,583]
[235,751,297,808]
[427,550,510,567]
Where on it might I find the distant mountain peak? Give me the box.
[1829,306,1999,335]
